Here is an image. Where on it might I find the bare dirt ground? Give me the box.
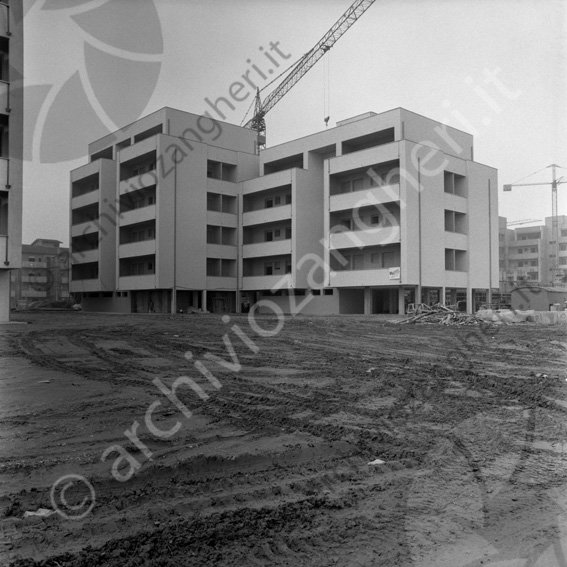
[0,311,566,567]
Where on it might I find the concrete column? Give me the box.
[416,284,422,308]
[398,287,405,315]
[0,271,10,322]
[441,286,446,306]
[466,287,473,314]
[201,289,207,312]
[364,287,372,315]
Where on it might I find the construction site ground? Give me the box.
[1,311,566,567]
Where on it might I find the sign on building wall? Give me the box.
[389,267,401,280]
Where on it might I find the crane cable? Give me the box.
[324,51,330,127]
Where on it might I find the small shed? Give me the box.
[511,286,567,311]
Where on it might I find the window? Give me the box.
[311,289,321,296]
[274,196,281,205]
[148,195,155,205]
[340,181,351,193]
[530,247,537,253]
[264,263,273,275]
[285,226,292,239]
[265,198,273,208]
[274,229,281,238]
[560,244,567,251]
[324,289,334,295]
[285,260,292,274]
[370,214,380,225]
[285,194,292,204]
[382,252,396,268]
[352,254,364,270]
[562,229,567,237]
[28,257,35,262]
[265,230,273,242]
[274,261,281,271]
[371,253,381,264]
[530,260,538,266]
[352,178,363,191]
[340,218,351,230]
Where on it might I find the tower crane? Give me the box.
[504,164,567,282]
[242,0,376,152]
[506,219,542,227]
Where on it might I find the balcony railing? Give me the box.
[329,184,400,213]
[329,225,400,249]
[242,239,292,258]
[329,268,398,287]
[119,240,156,258]
[242,204,292,226]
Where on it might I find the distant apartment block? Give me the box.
[70,107,498,315]
[499,215,567,291]
[0,2,23,321]
[10,239,70,308]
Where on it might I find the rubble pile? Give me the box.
[397,304,488,326]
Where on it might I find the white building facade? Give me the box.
[70,107,498,315]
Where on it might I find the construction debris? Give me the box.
[397,304,488,326]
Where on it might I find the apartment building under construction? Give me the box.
[70,107,498,315]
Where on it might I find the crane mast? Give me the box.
[244,0,376,151]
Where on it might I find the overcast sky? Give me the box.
[23,0,567,245]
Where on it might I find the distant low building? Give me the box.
[511,286,567,311]
[499,215,567,291]
[10,239,70,308]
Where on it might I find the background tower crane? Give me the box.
[504,164,567,283]
[506,219,542,227]
[242,0,376,152]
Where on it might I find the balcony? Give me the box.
[507,252,539,261]
[120,205,156,226]
[72,190,99,210]
[329,225,400,250]
[0,81,9,115]
[206,211,238,227]
[72,248,99,264]
[242,204,292,226]
[71,220,99,237]
[206,243,237,259]
[118,275,156,290]
[242,274,293,290]
[207,178,237,193]
[330,142,399,175]
[119,171,157,195]
[242,239,292,259]
[329,268,396,288]
[329,184,400,213]
[119,240,156,259]
[444,232,468,250]
[444,192,467,213]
